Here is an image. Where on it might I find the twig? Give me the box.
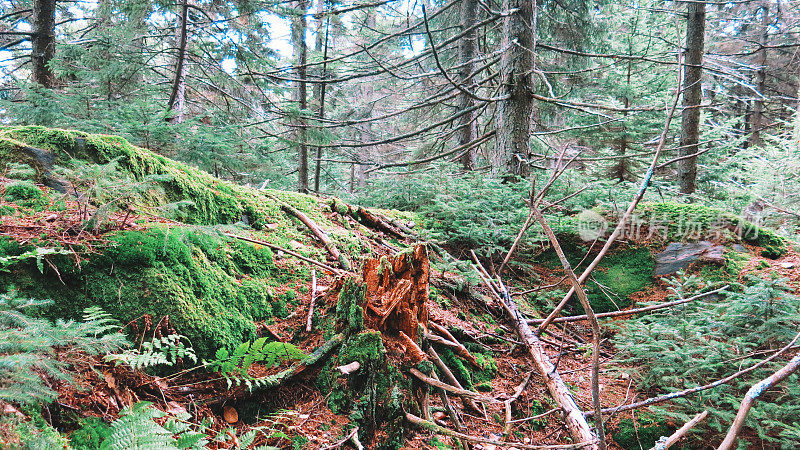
[717,354,800,450]
[320,427,360,450]
[426,346,481,413]
[279,202,351,270]
[504,372,532,436]
[407,367,500,403]
[428,322,481,368]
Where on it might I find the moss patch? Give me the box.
[612,413,674,450]
[0,226,285,359]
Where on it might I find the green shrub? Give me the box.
[612,414,673,450]
[70,417,112,450]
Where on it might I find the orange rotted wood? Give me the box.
[362,245,429,342]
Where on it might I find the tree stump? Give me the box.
[362,245,429,343]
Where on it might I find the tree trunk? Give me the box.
[457,0,478,171]
[313,1,329,193]
[678,0,705,194]
[496,0,535,177]
[748,1,770,147]
[292,0,310,193]
[31,0,56,88]
[168,0,189,124]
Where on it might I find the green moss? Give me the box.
[585,247,654,313]
[4,180,48,210]
[1,226,281,359]
[612,414,674,450]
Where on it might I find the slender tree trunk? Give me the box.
[292,0,310,193]
[496,0,535,177]
[457,0,478,171]
[748,1,770,147]
[31,0,56,88]
[313,1,329,193]
[678,0,705,194]
[168,0,189,124]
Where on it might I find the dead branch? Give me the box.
[588,331,800,416]
[279,202,351,270]
[717,354,800,450]
[426,346,481,413]
[504,372,532,436]
[428,322,480,368]
[223,232,347,275]
[527,286,729,325]
[306,269,317,332]
[405,412,594,449]
[407,367,500,403]
[531,206,607,449]
[536,70,683,336]
[652,410,708,450]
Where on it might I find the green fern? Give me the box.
[106,334,197,370]
[99,402,206,450]
[0,290,128,405]
[205,338,305,389]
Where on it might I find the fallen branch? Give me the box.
[279,202,351,270]
[717,354,800,450]
[223,232,347,275]
[536,72,683,336]
[405,412,593,449]
[429,371,470,450]
[527,286,729,325]
[504,372,532,436]
[588,330,800,416]
[428,322,480,368]
[407,368,500,403]
[652,410,708,450]
[321,427,360,450]
[426,346,481,413]
[306,269,317,332]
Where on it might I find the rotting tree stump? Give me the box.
[362,245,429,345]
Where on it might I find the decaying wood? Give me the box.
[336,361,361,375]
[279,202,352,270]
[223,232,346,275]
[651,410,707,450]
[717,354,800,450]
[405,412,593,449]
[362,246,429,341]
[527,286,729,325]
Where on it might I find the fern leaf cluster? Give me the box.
[106,334,197,370]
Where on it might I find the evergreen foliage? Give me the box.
[613,275,800,446]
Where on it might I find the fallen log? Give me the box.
[223,232,346,275]
[652,410,707,450]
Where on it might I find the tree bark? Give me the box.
[677,0,705,194]
[457,0,479,171]
[313,1,329,193]
[168,0,189,124]
[31,0,56,88]
[748,1,770,147]
[495,0,535,177]
[292,0,310,193]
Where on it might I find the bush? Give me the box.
[4,180,48,210]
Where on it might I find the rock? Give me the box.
[780,262,795,269]
[654,241,725,276]
[733,244,746,252]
